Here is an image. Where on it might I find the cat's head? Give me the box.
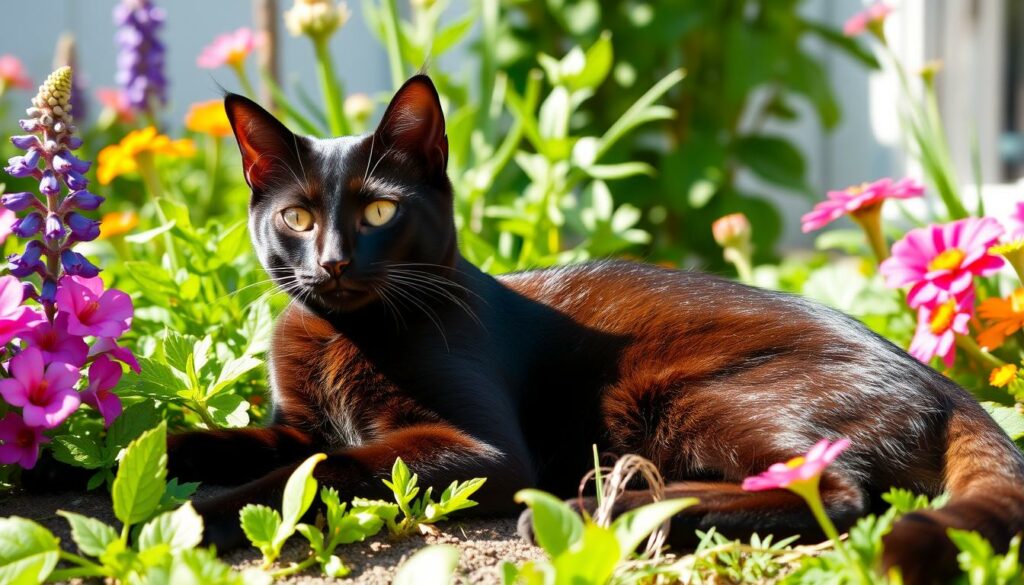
[225,75,456,314]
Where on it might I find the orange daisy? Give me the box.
[977,288,1024,350]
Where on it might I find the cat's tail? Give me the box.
[882,394,1024,583]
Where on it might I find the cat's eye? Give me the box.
[364,200,397,227]
[281,207,314,232]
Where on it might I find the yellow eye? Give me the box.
[282,207,314,232]
[364,200,397,227]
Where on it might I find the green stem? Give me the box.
[232,64,257,98]
[137,153,180,272]
[723,247,754,284]
[191,399,219,429]
[380,0,407,90]
[311,37,348,136]
[57,550,108,577]
[201,135,221,222]
[259,71,325,136]
[270,555,319,578]
[955,335,1006,370]
[592,444,604,508]
[796,482,868,583]
[851,204,889,264]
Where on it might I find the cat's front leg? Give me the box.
[167,425,316,485]
[193,422,533,551]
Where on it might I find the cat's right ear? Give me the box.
[224,94,303,191]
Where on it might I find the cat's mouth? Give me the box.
[308,278,376,311]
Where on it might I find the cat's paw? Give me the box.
[881,511,960,585]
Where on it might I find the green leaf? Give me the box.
[239,504,281,557]
[138,502,204,553]
[393,544,460,585]
[206,393,251,428]
[125,220,176,244]
[596,68,684,161]
[51,434,104,469]
[733,135,808,193]
[160,478,201,513]
[209,355,262,397]
[433,12,475,56]
[129,357,189,401]
[113,422,168,526]
[350,498,400,523]
[426,478,487,521]
[981,402,1024,441]
[58,511,118,557]
[215,222,249,264]
[513,489,583,557]
[564,31,613,92]
[107,400,161,454]
[610,498,697,560]
[275,453,326,550]
[0,517,60,585]
[551,524,620,584]
[294,523,324,553]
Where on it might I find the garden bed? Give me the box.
[3,488,542,584]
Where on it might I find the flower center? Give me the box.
[79,300,101,324]
[928,248,965,272]
[15,428,34,449]
[930,300,957,334]
[27,379,49,405]
[1011,289,1024,314]
[39,331,56,350]
[784,456,806,469]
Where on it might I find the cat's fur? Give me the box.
[167,76,1024,583]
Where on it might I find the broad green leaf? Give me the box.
[58,511,118,557]
[239,504,281,554]
[551,524,620,585]
[393,544,460,585]
[138,502,204,553]
[433,12,475,55]
[113,422,168,526]
[124,220,176,244]
[350,498,400,523]
[734,134,808,193]
[275,453,326,549]
[565,31,613,91]
[0,517,60,585]
[215,222,249,264]
[51,434,104,469]
[596,68,684,160]
[981,402,1024,441]
[333,511,385,544]
[129,357,189,400]
[610,498,697,560]
[206,393,251,428]
[513,489,583,557]
[209,356,263,397]
[107,400,161,454]
[295,523,324,552]
[159,478,201,513]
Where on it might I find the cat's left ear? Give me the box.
[375,75,448,174]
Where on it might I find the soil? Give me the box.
[2,488,544,584]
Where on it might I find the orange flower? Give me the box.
[97,127,195,185]
[98,211,139,239]
[990,364,1018,389]
[977,288,1024,351]
[184,100,232,138]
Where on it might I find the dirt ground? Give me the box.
[2,488,544,584]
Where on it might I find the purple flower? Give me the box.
[82,355,123,427]
[44,214,65,243]
[10,135,38,150]
[65,212,100,241]
[114,0,167,113]
[0,347,80,429]
[63,170,88,191]
[2,192,41,212]
[21,313,89,367]
[60,250,100,278]
[5,149,40,177]
[9,240,46,277]
[0,412,50,469]
[53,150,91,174]
[56,276,132,338]
[40,170,60,196]
[63,190,104,211]
[39,280,57,304]
[89,337,140,373]
[12,213,43,238]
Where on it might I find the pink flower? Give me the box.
[880,218,1005,308]
[81,355,123,427]
[801,178,924,233]
[909,294,972,367]
[742,439,851,491]
[96,88,136,124]
[89,336,141,373]
[712,213,751,248]
[0,347,80,429]
[0,274,42,346]
[843,2,892,37]
[55,276,133,338]
[0,412,49,468]
[197,28,263,69]
[1002,202,1024,241]
[0,55,32,90]
[0,207,16,245]
[20,313,89,367]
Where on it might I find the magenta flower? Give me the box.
[197,28,263,69]
[909,294,972,367]
[89,336,140,373]
[0,274,41,346]
[81,355,123,427]
[801,178,924,233]
[55,276,133,338]
[0,207,16,245]
[0,55,32,91]
[879,217,1005,308]
[743,439,852,492]
[0,412,49,469]
[1002,202,1024,241]
[843,2,892,37]
[0,347,80,428]
[20,313,89,367]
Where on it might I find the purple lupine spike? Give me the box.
[11,135,39,150]
[44,214,65,242]
[39,279,57,304]
[9,240,46,277]
[65,212,100,241]
[12,213,43,238]
[60,250,100,277]
[53,150,91,174]
[64,169,88,190]
[39,170,60,195]
[22,282,39,302]
[1,192,41,212]
[62,190,104,211]
[114,0,167,114]
[5,149,40,177]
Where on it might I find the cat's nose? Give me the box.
[319,257,351,278]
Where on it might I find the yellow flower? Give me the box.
[97,127,196,185]
[990,364,1019,389]
[98,211,139,240]
[185,100,232,138]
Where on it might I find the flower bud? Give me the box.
[64,169,88,190]
[45,213,65,242]
[5,149,40,177]
[12,212,43,238]
[21,282,38,302]
[10,135,38,150]
[284,0,350,39]
[9,240,45,277]
[40,279,57,304]
[712,213,752,249]
[1,191,40,212]
[64,190,105,211]
[53,150,91,174]
[66,212,100,241]
[40,170,60,195]
[65,136,83,150]
[61,249,100,277]
[344,93,373,125]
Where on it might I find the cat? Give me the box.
[166,75,1024,584]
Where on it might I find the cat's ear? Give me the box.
[224,93,304,191]
[374,75,448,174]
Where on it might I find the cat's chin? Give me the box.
[304,288,378,314]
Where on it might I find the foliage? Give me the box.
[240,456,485,578]
[0,422,266,584]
